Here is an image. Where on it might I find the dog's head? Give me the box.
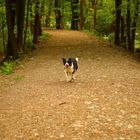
[62,58,72,68]
[62,57,78,68]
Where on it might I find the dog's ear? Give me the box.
[62,58,66,65]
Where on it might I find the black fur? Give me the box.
[62,58,78,73]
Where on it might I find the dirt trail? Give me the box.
[0,29,140,140]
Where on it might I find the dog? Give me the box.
[62,57,78,82]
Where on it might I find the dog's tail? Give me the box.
[75,57,79,62]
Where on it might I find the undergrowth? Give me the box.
[0,59,21,75]
[39,32,49,40]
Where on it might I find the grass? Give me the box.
[13,75,24,81]
[39,32,49,40]
[0,59,21,75]
[0,61,14,75]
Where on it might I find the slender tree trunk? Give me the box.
[29,0,34,35]
[33,0,40,43]
[93,0,97,29]
[83,0,87,30]
[39,0,43,35]
[88,0,91,32]
[55,0,62,29]
[121,16,126,48]
[114,0,122,46]
[126,0,131,50]
[1,8,6,54]
[100,0,103,7]
[46,0,52,27]
[80,0,83,30]
[131,0,139,51]
[23,0,30,50]
[16,0,25,53]
[71,0,79,30]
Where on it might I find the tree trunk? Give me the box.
[46,0,52,28]
[100,0,103,7]
[80,0,83,30]
[55,0,62,29]
[114,0,122,46]
[16,0,25,53]
[92,0,97,29]
[5,0,25,58]
[126,0,132,51]
[131,0,139,51]
[71,0,79,30]
[1,7,6,54]
[5,0,18,58]
[23,0,30,50]
[29,0,34,35]
[121,16,126,48]
[33,0,41,43]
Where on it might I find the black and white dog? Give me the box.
[62,57,78,82]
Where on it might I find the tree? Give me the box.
[131,0,139,51]
[55,0,62,29]
[114,0,122,46]
[16,0,26,53]
[33,0,42,43]
[126,0,131,50]
[5,0,25,58]
[92,0,97,29]
[71,0,79,30]
[45,0,52,28]
[23,0,30,50]
[0,0,6,54]
[120,16,126,48]
[80,0,84,30]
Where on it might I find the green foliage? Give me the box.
[39,32,49,40]
[54,7,62,12]
[108,33,114,42]
[13,75,24,81]
[0,59,21,75]
[101,33,115,42]
[1,62,14,75]
[95,9,115,35]
[0,3,7,52]
[85,9,94,24]
[83,29,95,36]
[26,41,36,49]
[25,34,36,50]
[135,32,140,50]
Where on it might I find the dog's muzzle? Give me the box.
[65,63,69,68]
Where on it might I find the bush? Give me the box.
[39,32,49,40]
[108,33,114,42]
[26,40,36,49]
[1,61,14,75]
[0,59,20,75]
[95,9,115,36]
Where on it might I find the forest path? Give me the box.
[0,29,140,139]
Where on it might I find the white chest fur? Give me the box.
[64,62,74,73]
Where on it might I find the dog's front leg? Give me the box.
[68,73,72,82]
[65,72,69,82]
[67,73,73,82]
[72,73,76,80]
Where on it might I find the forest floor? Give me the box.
[0,29,140,140]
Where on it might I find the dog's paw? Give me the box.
[72,74,76,80]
